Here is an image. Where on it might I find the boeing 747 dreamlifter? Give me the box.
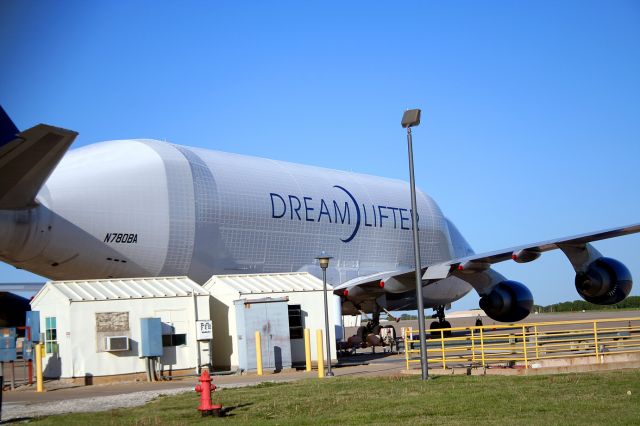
[0,106,638,332]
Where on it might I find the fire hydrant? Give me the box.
[195,369,222,416]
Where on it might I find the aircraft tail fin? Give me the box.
[0,105,20,147]
[0,106,78,209]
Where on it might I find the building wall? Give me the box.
[31,287,71,379]
[286,292,340,365]
[33,290,211,378]
[208,284,340,371]
[209,284,240,370]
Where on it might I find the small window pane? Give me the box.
[288,305,304,339]
[162,333,187,347]
[162,335,172,347]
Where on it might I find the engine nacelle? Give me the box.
[479,280,533,322]
[575,257,632,305]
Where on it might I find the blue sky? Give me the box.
[1,1,639,309]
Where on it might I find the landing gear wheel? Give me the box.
[440,320,452,338]
[429,321,441,338]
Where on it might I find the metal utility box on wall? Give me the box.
[235,297,292,372]
[0,328,16,362]
[26,311,40,342]
[140,317,163,357]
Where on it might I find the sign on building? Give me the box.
[196,320,213,340]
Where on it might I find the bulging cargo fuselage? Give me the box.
[0,139,474,308]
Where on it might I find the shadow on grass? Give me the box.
[220,402,253,417]
[2,416,36,424]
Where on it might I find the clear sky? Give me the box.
[1,1,639,310]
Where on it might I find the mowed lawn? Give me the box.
[30,369,640,425]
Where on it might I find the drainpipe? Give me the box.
[193,292,202,375]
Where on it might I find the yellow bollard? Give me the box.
[304,329,312,372]
[316,329,325,378]
[255,331,263,376]
[35,343,44,392]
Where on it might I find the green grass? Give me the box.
[30,369,640,425]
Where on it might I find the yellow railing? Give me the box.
[403,316,640,370]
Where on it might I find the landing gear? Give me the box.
[368,310,381,335]
[356,309,381,341]
[429,305,451,337]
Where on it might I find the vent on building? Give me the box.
[104,336,130,351]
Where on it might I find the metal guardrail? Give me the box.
[403,317,640,370]
[1,359,34,389]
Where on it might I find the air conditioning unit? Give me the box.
[104,336,130,352]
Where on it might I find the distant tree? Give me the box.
[538,296,640,312]
[399,314,417,320]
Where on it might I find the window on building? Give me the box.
[288,305,304,339]
[45,316,58,354]
[162,333,187,347]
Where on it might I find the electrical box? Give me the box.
[104,336,130,352]
[0,328,17,362]
[26,311,40,342]
[140,317,163,357]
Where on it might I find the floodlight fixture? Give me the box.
[401,109,421,128]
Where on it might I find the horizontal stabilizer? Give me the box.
[0,107,77,209]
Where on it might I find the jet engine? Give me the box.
[479,280,533,322]
[575,257,632,305]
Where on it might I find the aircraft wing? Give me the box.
[425,223,640,279]
[335,223,640,308]
[333,269,413,292]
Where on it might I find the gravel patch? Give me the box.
[1,380,291,421]
[2,386,193,420]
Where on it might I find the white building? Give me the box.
[30,277,211,380]
[203,272,341,371]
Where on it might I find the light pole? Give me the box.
[316,251,334,377]
[401,108,429,380]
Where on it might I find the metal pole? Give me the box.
[322,267,334,376]
[0,363,3,424]
[407,126,429,380]
[192,292,201,375]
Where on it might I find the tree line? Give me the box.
[534,296,640,313]
[392,296,640,319]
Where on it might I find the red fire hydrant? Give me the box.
[195,369,222,417]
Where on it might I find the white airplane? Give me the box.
[0,106,638,333]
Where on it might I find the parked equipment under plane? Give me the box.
[0,107,638,332]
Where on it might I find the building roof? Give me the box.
[204,272,332,294]
[31,276,208,304]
